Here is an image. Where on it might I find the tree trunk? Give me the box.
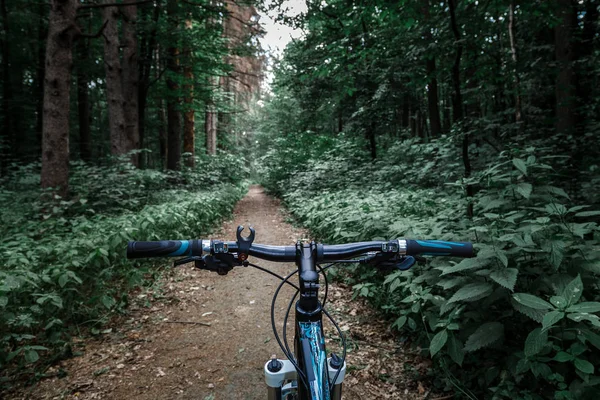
[448,0,472,218]
[166,0,181,170]
[0,0,12,171]
[122,0,139,165]
[425,59,441,136]
[182,18,194,168]
[35,2,47,155]
[102,3,127,157]
[77,37,92,162]
[422,0,441,136]
[402,97,409,128]
[138,2,161,168]
[555,0,575,135]
[367,122,376,160]
[159,99,168,168]
[508,1,522,123]
[205,102,217,155]
[448,0,464,122]
[41,0,78,195]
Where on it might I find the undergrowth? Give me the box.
[0,154,247,387]
[257,131,600,400]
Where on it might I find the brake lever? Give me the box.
[174,256,202,267]
[376,256,417,271]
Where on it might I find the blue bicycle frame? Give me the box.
[297,321,331,399]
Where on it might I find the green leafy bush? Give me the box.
[258,131,600,399]
[0,158,246,385]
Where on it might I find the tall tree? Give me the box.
[166,0,182,170]
[422,0,441,137]
[77,35,92,162]
[205,89,217,155]
[555,0,576,135]
[138,2,161,167]
[122,0,140,166]
[41,0,79,195]
[0,0,12,171]
[102,2,128,157]
[448,0,473,218]
[508,1,522,123]
[183,18,195,167]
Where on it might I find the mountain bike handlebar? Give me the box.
[127,238,474,260]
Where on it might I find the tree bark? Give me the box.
[159,99,168,167]
[555,0,575,135]
[0,0,12,171]
[122,0,140,165]
[508,1,522,123]
[422,0,441,136]
[102,3,127,157]
[138,2,160,168]
[166,0,181,170]
[41,0,79,195]
[205,102,217,155]
[35,2,47,155]
[77,36,92,162]
[182,18,194,168]
[367,121,376,160]
[448,0,472,218]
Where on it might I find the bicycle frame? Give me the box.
[265,241,345,400]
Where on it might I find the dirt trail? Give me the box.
[13,186,429,400]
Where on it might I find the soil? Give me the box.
[9,186,435,400]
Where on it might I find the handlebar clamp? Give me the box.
[236,225,255,262]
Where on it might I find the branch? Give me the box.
[79,0,153,10]
[77,19,109,39]
[147,67,167,88]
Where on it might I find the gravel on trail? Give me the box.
[11,186,434,400]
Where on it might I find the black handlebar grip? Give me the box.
[406,239,474,258]
[127,240,201,259]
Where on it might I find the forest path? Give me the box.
[17,186,428,400]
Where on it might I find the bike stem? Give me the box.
[296,241,321,317]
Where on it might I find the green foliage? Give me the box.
[256,129,600,399]
[0,159,246,385]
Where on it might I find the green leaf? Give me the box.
[553,351,573,362]
[550,296,568,310]
[511,297,545,322]
[490,268,518,291]
[524,328,548,357]
[512,293,553,310]
[562,275,583,306]
[574,359,594,374]
[464,322,504,352]
[24,349,39,364]
[448,283,493,304]
[429,330,448,357]
[512,158,528,175]
[531,362,553,380]
[58,274,68,288]
[495,250,509,267]
[542,311,565,331]
[567,302,600,313]
[0,296,7,308]
[516,183,533,199]
[574,211,600,217]
[447,332,464,366]
[101,295,116,310]
[393,316,407,330]
[581,329,600,350]
[439,257,490,276]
